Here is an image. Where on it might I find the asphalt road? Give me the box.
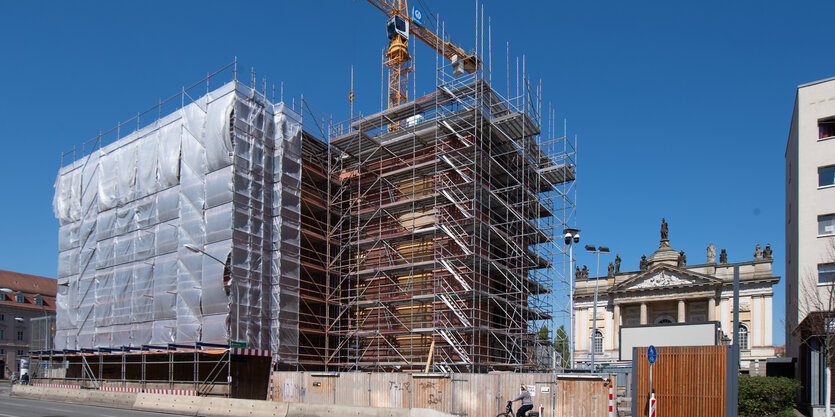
[0,384,182,417]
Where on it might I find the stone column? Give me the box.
[640,302,648,325]
[708,297,717,321]
[613,304,621,349]
[678,299,686,323]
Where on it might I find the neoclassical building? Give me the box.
[573,220,780,374]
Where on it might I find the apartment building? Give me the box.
[786,76,835,413]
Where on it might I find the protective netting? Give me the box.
[53,82,301,363]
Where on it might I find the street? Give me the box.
[0,383,182,417]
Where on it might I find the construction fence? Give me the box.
[269,371,615,417]
[633,346,728,417]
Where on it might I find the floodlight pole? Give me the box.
[586,245,610,372]
[563,229,580,370]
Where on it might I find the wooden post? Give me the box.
[424,339,435,373]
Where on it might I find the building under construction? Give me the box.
[44,6,575,398]
[302,65,575,372]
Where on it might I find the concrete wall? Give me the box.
[12,384,453,417]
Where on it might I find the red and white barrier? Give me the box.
[649,393,656,417]
[99,386,141,393]
[32,383,195,396]
[143,389,196,396]
[230,348,271,357]
[608,383,614,417]
[33,383,81,389]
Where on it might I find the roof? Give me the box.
[0,269,57,311]
[609,263,723,294]
[798,75,835,89]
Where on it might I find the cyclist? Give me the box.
[511,385,533,417]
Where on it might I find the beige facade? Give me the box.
[785,77,835,360]
[572,231,779,374]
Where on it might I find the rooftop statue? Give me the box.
[764,243,773,260]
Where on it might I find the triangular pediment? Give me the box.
[612,264,722,293]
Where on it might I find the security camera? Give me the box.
[564,233,572,245]
[573,233,580,243]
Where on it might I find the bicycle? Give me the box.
[496,401,539,417]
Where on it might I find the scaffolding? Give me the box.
[48,46,575,379]
[27,345,271,398]
[300,53,577,372]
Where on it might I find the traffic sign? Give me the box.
[647,345,657,364]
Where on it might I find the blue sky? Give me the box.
[2,1,834,346]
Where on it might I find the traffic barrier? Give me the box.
[13,384,456,417]
[133,393,203,415]
[12,384,137,409]
[199,397,289,417]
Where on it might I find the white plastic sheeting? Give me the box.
[53,81,301,363]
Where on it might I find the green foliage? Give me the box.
[738,376,800,417]
[538,325,549,341]
[553,325,570,368]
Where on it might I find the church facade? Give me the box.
[572,220,780,374]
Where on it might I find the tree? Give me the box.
[797,239,835,406]
[538,325,549,341]
[553,325,570,368]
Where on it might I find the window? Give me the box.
[821,166,835,188]
[15,293,24,303]
[16,331,23,341]
[820,117,835,139]
[592,330,604,354]
[0,329,4,339]
[820,263,835,284]
[738,324,749,350]
[17,350,23,356]
[0,349,4,355]
[0,313,4,321]
[820,214,835,236]
[34,295,42,306]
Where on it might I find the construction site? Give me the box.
[36,1,583,411]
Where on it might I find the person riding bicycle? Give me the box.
[511,385,533,417]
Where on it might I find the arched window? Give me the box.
[593,330,604,354]
[654,315,675,325]
[738,324,749,350]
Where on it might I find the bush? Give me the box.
[738,376,800,417]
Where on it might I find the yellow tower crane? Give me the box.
[365,0,480,110]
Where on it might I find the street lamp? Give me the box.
[183,244,238,345]
[585,245,610,372]
[563,228,580,369]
